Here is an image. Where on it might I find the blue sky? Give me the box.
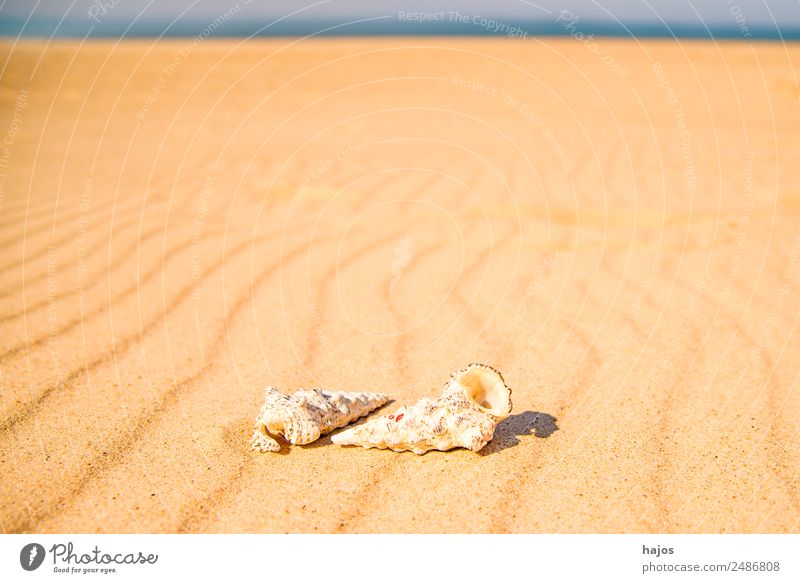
[1,0,798,37]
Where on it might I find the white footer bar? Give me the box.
[1,535,797,582]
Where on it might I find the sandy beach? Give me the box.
[0,37,798,533]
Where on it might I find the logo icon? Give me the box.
[20,543,46,571]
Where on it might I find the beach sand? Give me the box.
[0,38,798,533]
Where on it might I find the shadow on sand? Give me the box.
[479,411,559,456]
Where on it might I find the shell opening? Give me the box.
[458,365,511,418]
[266,419,289,440]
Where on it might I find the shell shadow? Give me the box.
[479,411,559,456]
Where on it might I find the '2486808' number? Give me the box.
[730,562,780,572]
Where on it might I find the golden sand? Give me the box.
[0,38,798,533]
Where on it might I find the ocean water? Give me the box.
[0,17,798,40]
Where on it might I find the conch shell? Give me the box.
[331,363,511,454]
[250,387,389,452]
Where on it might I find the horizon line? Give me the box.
[1,17,799,41]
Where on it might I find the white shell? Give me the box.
[331,363,512,454]
[250,387,389,452]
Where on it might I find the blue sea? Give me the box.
[0,17,798,40]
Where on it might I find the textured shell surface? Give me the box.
[331,363,512,454]
[250,387,389,452]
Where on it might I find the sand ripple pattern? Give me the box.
[0,38,798,533]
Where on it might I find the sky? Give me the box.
[1,0,798,37]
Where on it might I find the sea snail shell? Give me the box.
[331,363,512,454]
